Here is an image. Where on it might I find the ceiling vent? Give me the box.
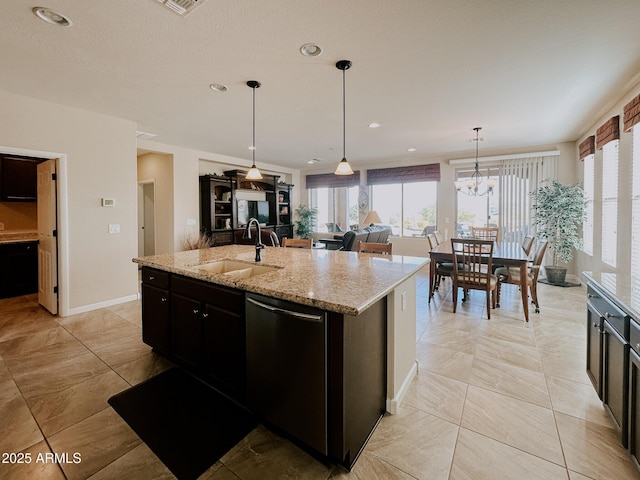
[154,0,206,16]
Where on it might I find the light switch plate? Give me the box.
[108,224,120,234]
[186,218,196,226]
[102,198,115,207]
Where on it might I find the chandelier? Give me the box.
[454,127,495,196]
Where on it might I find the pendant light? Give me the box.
[245,80,263,180]
[334,60,354,175]
[454,127,495,196]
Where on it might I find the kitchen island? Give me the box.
[133,245,428,469]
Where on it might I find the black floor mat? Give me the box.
[539,278,582,287]
[108,368,257,480]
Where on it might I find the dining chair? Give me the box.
[471,226,500,242]
[434,231,444,245]
[495,240,548,313]
[521,235,535,257]
[359,242,392,254]
[451,238,497,319]
[282,237,312,249]
[428,234,452,291]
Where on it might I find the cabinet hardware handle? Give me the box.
[161,297,167,302]
[593,323,599,328]
[637,343,640,351]
[193,309,200,314]
[202,313,209,318]
[605,312,618,319]
[149,276,155,280]
[247,297,324,322]
[588,293,596,298]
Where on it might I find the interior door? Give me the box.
[37,159,58,314]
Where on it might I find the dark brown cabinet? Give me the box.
[587,290,604,397]
[142,272,246,399]
[0,241,38,298]
[629,320,640,468]
[199,175,234,246]
[0,155,40,202]
[586,282,630,448]
[141,268,170,354]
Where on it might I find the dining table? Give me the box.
[428,240,532,322]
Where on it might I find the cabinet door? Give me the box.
[171,293,203,368]
[603,321,629,447]
[141,284,170,353]
[202,303,245,398]
[629,349,640,467]
[586,303,603,398]
[0,242,38,298]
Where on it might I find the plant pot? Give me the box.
[544,266,567,285]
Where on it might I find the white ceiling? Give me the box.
[2,0,640,171]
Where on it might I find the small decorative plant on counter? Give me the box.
[530,179,587,285]
[294,204,318,239]
[181,230,214,251]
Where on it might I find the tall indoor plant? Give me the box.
[530,179,587,285]
[294,204,318,239]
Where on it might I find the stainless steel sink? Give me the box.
[193,260,280,278]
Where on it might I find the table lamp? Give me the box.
[362,210,382,227]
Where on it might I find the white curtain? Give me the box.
[498,155,557,244]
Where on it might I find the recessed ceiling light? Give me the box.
[307,158,321,164]
[407,148,416,152]
[299,43,322,57]
[209,83,228,92]
[32,7,72,27]
[136,131,157,139]
[368,123,381,129]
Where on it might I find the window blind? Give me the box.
[305,170,360,189]
[366,163,441,185]
[498,155,557,244]
[601,141,619,267]
[583,154,595,256]
[631,124,640,274]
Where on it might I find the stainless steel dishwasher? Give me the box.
[245,293,328,455]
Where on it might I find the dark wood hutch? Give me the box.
[199,170,293,246]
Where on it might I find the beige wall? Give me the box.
[0,90,138,315]
[137,153,174,254]
[575,79,640,278]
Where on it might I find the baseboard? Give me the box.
[65,294,139,316]
[386,360,418,414]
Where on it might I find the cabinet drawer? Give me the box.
[172,275,244,312]
[141,267,169,289]
[587,283,629,339]
[631,320,640,355]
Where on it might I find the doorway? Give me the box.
[138,181,156,257]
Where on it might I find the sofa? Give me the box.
[338,225,392,251]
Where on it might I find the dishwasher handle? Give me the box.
[247,297,324,323]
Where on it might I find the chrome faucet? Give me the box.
[244,217,265,262]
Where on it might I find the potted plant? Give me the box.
[294,204,318,239]
[530,179,587,285]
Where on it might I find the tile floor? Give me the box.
[1,266,639,479]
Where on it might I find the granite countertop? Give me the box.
[0,230,38,244]
[583,271,640,321]
[133,245,429,316]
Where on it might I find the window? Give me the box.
[366,163,440,237]
[371,182,437,236]
[632,124,640,272]
[455,166,499,237]
[308,186,359,233]
[583,153,595,256]
[601,140,619,267]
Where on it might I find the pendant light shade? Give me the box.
[334,60,354,175]
[245,80,263,180]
